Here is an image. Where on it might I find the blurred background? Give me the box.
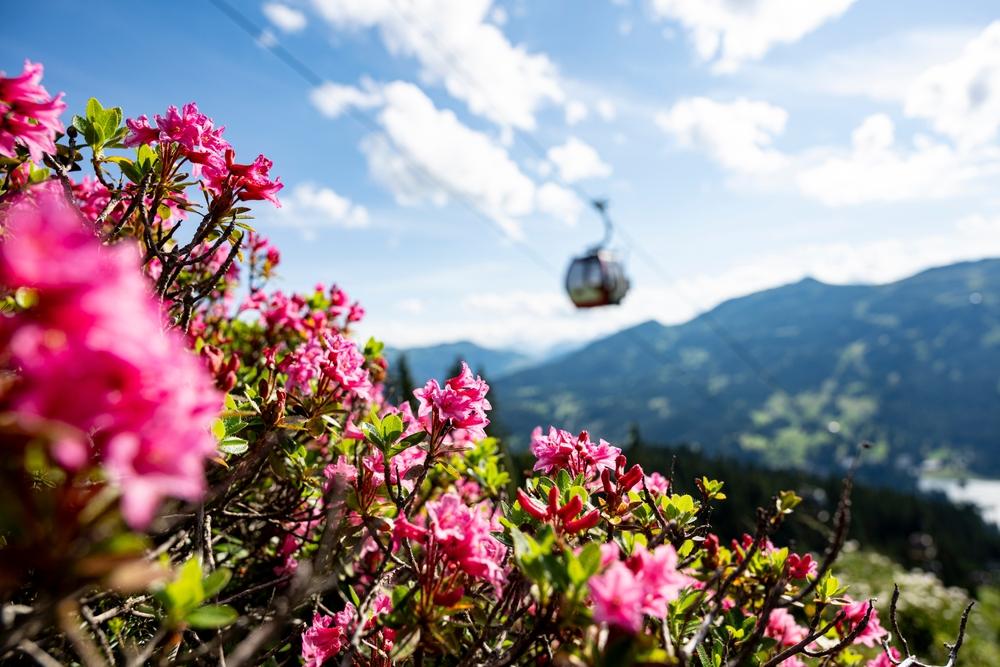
[5,0,1000,659]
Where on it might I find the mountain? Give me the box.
[493,259,1000,475]
[387,341,533,383]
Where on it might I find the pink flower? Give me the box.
[425,493,506,591]
[599,542,620,567]
[839,599,887,648]
[282,331,373,402]
[765,608,808,646]
[414,362,491,444]
[589,561,644,633]
[625,544,692,617]
[204,149,283,206]
[70,176,111,222]
[530,426,620,481]
[363,446,426,493]
[645,471,670,495]
[590,543,691,633]
[301,607,356,666]
[124,102,229,176]
[0,188,221,528]
[0,60,66,162]
[787,553,817,579]
[324,456,358,486]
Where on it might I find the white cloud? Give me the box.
[262,2,308,32]
[743,27,976,104]
[378,213,1000,349]
[311,0,563,129]
[565,100,588,126]
[536,182,585,226]
[397,297,425,314]
[309,79,382,118]
[596,99,617,121]
[546,137,613,183]
[647,0,857,72]
[905,21,1000,148]
[489,6,508,25]
[655,96,788,172]
[265,182,369,238]
[341,81,580,237]
[796,114,1000,206]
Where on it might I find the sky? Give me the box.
[5,0,1000,353]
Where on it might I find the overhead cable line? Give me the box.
[207,0,556,277]
[206,0,810,439]
[378,0,801,402]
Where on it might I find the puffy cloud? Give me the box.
[265,182,370,238]
[596,99,617,121]
[546,137,612,183]
[796,114,1000,206]
[646,0,857,72]
[536,182,585,226]
[310,0,563,129]
[655,96,788,172]
[334,81,579,237]
[309,79,382,118]
[565,100,588,126]
[905,21,1000,148]
[262,2,308,32]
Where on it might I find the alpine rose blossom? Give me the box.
[282,331,373,402]
[589,561,644,632]
[530,426,621,481]
[590,543,691,633]
[766,608,809,646]
[301,607,356,666]
[414,362,491,443]
[124,102,229,176]
[0,188,221,528]
[0,60,66,162]
[839,599,887,647]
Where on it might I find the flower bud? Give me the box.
[556,494,584,520]
[564,508,601,534]
[516,489,549,521]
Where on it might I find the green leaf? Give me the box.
[381,414,404,443]
[185,604,238,629]
[201,568,232,599]
[158,558,205,620]
[361,421,382,445]
[577,541,602,579]
[85,97,103,122]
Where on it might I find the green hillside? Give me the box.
[495,259,1000,474]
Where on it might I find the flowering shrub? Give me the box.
[0,60,975,666]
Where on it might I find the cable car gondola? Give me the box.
[565,200,630,308]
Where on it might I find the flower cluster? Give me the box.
[0,188,220,528]
[589,543,692,633]
[124,102,281,205]
[0,78,962,667]
[414,362,491,444]
[282,330,373,402]
[395,492,507,599]
[530,425,621,481]
[0,60,65,162]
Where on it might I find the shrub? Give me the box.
[0,60,975,666]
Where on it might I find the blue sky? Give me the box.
[5,0,1000,351]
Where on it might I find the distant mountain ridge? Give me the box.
[491,259,1000,475]
[386,341,532,383]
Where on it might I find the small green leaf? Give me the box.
[202,568,232,599]
[185,604,238,629]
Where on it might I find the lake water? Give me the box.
[918,477,1000,526]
